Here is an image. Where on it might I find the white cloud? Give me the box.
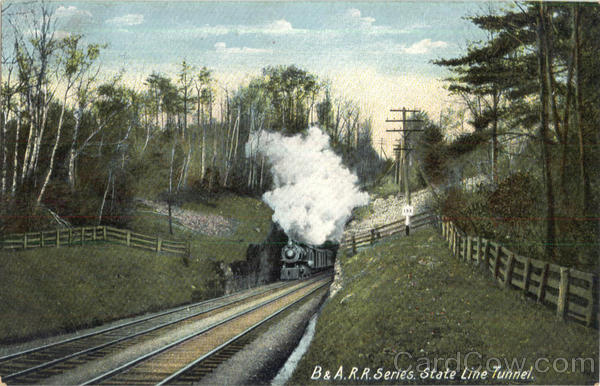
[264,19,294,34]
[343,8,376,29]
[172,19,304,38]
[55,6,92,19]
[214,41,272,54]
[403,38,448,54]
[368,23,431,36]
[106,14,144,27]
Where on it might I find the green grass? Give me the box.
[0,243,220,344]
[290,227,598,385]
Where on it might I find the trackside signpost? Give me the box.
[402,205,414,235]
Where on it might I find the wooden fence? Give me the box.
[340,211,435,254]
[440,218,599,328]
[0,226,190,256]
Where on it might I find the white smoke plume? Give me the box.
[247,127,369,245]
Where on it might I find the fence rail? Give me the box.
[439,217,599,328]
[340,211,435,254]
[1,226,190,256]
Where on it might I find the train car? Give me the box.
[280,240,335,280]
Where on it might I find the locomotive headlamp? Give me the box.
[286,249,294,258]
[308,260,314,267]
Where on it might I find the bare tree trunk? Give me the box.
[223,111,240,187]
[168,142,175,235]
[573,4,590,213]
[1,104,9,196]
[20,103,35,182]
[68,106,83,190]
[537,3,556,259]
[543,17,562,142]
[142,122,151,152]
[98,170,112,225]
[334,104,341,146]
[30,88,50,178]
[259,155,264,190]
[37,88,68,205]
[492,90,499,184]
[560,5,577,191]
[199,94,205,180]
[11,110,21,196]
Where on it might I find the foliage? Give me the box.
[434,3,600,267]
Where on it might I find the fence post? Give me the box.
[462,235,468,260]
[475,236,481,264]
[537,263,549,303]
[352,235,356,254]
[40,231,44,247]
[504,252,515,288]
[453,227,458,256]
[452,227,457,256]
[127,231,131,247]
[557,268,570,319]
[56,229,60,248]
[103,226,107,240]
[69,228,72,245]
[492,246,500,281]
[466,236,472,261]
[371,229,375,245]
[586,275,597,327]
[157,237,162,252]
[483,239,490,268]
[93,227,97,241]
[24,234,28,249]
[523,257,531,295]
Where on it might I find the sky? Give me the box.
[2,0,495,153]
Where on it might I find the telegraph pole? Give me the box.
[1,1,3,126]
[385,107,423,235]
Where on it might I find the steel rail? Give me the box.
[83,276,332,385]
[0,280,290,363]
[157,280,330,385]
[1,278,319,382]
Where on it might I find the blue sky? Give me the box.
[3,1,495,147]
[1,1,489,76]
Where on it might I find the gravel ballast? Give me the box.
[198,288,328,385]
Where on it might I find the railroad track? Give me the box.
[85,275,332,385]
[0,275,329,385]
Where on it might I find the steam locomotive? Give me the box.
[280,240,335,280]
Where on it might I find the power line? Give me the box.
[385,107,423,235]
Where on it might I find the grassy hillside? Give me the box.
[0,243,217,343]
[290,227,598,385]
[0,194,274,344]
[130,194,273,264]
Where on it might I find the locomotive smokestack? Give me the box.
[247,127,369,245]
